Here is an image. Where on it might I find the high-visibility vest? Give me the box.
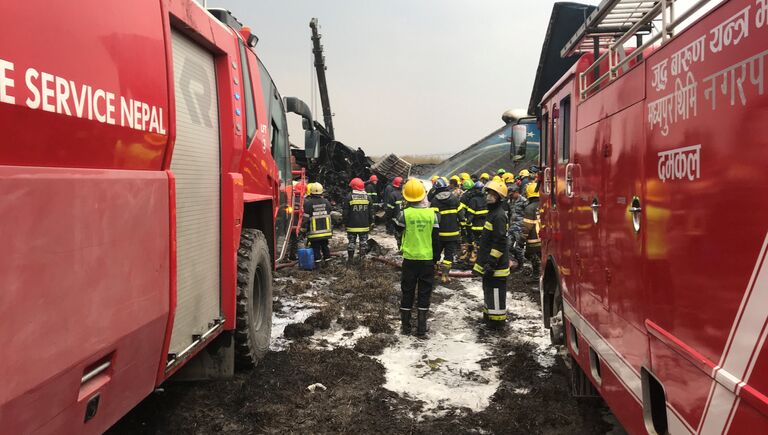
[401,207,436,261]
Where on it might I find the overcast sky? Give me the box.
[207,0,600,156]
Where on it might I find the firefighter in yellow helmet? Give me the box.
[395,179,440,338]
[459,172,471,183]
[480,173,490,182]
[472,179,510,330]
[520,181,541,273]
[303,182,333,266]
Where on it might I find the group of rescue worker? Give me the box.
[298,167,542,338]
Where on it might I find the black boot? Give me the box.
[416,310,428,338]
[400,309,411,335]
[346,250,354,266]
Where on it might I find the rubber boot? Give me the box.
[416,310,428,338]
[469,244,478,265]
[345,250,354,267]
[400,309,411,335]
[440,264,451,284]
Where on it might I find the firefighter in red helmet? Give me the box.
[385,177,404,244]
[365,175,380,215]
[344,178,374,265]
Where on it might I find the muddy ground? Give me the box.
[109,229,623,435]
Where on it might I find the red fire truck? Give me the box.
[515,0,768,433]
[0,1,315,432]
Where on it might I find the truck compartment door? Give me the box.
[168,30,222,359]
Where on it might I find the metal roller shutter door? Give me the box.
[169,30,221,357]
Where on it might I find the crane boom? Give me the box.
[309,18,335,140]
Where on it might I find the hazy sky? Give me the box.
[207,0,600,156]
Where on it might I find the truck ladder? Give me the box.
[561,0,717,99]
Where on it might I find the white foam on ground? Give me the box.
[377,284,500,415]
[505,288,557,369]
[311,325,371,350]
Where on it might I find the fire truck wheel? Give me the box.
[235,229,273,369]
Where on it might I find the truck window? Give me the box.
[238,41,257,146]
[559,96,570,162]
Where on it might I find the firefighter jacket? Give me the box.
[365,182,379,205]
[385,187,404,219]
[429,189,464,242]
[459,188,487,232]
[521,197,541,250]
[509,195,529,234]
[395,205,440,261]
[472,201,510,277]
[343,189,373,233]
[303,195,333,241]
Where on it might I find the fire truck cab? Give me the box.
[0,1,314,432]
[520,0,768,433]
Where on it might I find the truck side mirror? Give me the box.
[511,124,528,161]
[305,130,319,159]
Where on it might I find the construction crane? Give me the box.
[309,18,335,140]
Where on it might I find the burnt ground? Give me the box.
[109,230,622,435]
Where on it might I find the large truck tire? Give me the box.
[235,229,273,369]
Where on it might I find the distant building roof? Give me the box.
[527,2,597,116]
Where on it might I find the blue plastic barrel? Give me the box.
[297,247,315,270]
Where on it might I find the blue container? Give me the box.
[297,248,315,270]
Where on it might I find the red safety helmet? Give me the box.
[369,174,378,182]
[349,177,365,190]
[392,176,403,188]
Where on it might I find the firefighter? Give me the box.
[479,173,490,183]
[496,168,506,176]
[365,175,380,214]
[508,183,528,268]
[520,182,542,272]
[427,175,440,202]
[518,169,532,196]
[472,179,510,330]
[467,180,488,265]
[449,175,462,197]
[459,172,471,184]
[303,182,333,266]
[344,178,374,265]
[385,177,404,248]
[429,177,464,283]
[457,179,475,264]
[395,179,440,337]
[470,173,479,183]
[384,177,403,236]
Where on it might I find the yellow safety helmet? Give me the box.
[480,172,490,181]
[402,178,426,202]
[492,175,502,183]
[430,175,440,183]
[484,179,508,199]
[305,182,314,196]
[518,169,530,178]
[502,172,515,183]
[459,172,471,181]
[449,175,461,184]
[310,182,324,195]
[525,182,539,198]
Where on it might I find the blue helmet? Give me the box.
[474,181,485,189]
[433,177,448,189]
